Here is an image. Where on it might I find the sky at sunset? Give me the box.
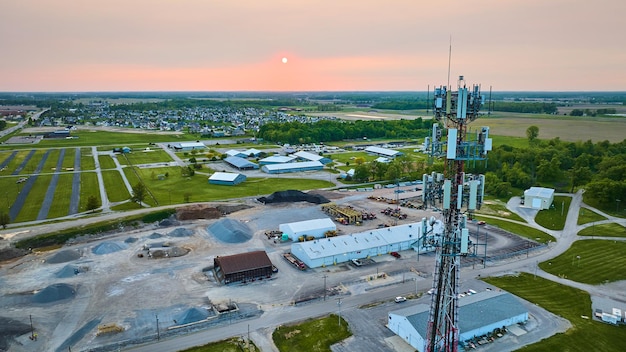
[1,0,625,92]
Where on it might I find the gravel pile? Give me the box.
[148,232,163,239]
[177,307,209,325]
[32,283,76,303]
[0,317,31,351]
[92,241,128,255]
[258,189,330,204]
[124,237,138,243]
[55,265,80,278]
[206,219,252,243]
[169,228,194,237]
[46,249,81,264]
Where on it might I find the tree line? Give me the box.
[257,118,432,145]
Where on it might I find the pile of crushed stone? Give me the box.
[92,242,128,255]
[124,237,138,243]
[206,219,252,243]
[46,249,81,264]
[148,232,163,239]
[176,307,210,325]
[32,283,76,303]
[168,228,194,237]
[258,190,330,204]
[150,247,190,258]
[55,265,88,278]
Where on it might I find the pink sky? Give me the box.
[1,0,624,92]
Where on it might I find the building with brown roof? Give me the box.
[214,251,274,284]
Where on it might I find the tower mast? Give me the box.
[424,75,490,352]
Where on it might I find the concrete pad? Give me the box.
[384,335,416,352]
[507,324,527,336]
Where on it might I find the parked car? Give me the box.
[390,251,401,258]
[394,296,407,303]
[477,221,486,225]
[351,259,362,267]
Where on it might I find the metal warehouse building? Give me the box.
[290,221,443,268]
[387,291,528,351]
[292,151,332,164]
[258,155,295,165]
[524,187,554,210]
[279,218,336,242]
[365,146,403,158]
[170,142,207,151]
[261,161,324,174]
[224,156,259,170]
[208,172,247,185]
[213,251,274,284]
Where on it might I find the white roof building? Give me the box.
[365,146,402,158]
[279,218,336,241]
[524,187,555,210]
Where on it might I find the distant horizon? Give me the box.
[2,90,626,95]
[1,1,624,92]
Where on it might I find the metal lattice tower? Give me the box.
[424,76,490,352]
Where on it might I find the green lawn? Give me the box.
[97,154,117,169]
[476,199,526,222]
[101,170,131,202]
[273,314,351,352]
[328,151,380,165]
[539,240,626,284]
[577,208,607,225]
[78,171,101,213]
[578,223,626,238]
[80,148,96,171]
[7,150,35,175]
[117,149,173,165]
[483,273,626,352]
[61,148,77,170]
[177,337,258,352]
[535,196,571,230]
[473,216,555,244]
[489,135,528,148]
[0,177,20,213]
[46,173,74,218]
[14,174,52,222]
[31,130,197,147]
[41,149,61,172]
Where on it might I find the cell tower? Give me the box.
[424,76,491,352]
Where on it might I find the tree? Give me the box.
[526,126,539,145]
[86,195,100,213]
[0,212,10,229]
[131,183,147,205]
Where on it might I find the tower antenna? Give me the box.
[447,36,452,89]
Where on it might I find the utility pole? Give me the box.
[155,314,160,341]
[29,314,34,340]
[323,274,327,301]
[336,298,342,326]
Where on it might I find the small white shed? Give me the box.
[524,187,554,210]
[279,218,336,241]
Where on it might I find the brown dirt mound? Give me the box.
[176,204,252,220]
[176,205,222,221]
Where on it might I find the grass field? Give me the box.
[46,173,74,219]
[117,150,173,165]
[473,216,554,244]
[14,174,52,222]
[129,166,336,206]
[78,171,101,213]
[328,151,381,165]
[483,273,626,352]
[535,196,571,230]
[31,130,197,147]
[538,240,626,284]
[176,337,259,352]
[0,176,20,213]
[578,223,626,238]
[80,148,96,170]
[476,199,526,222]
[101,170,131,202]
[61,148,77,169]
[41,149,60,172]
[272,314,351,352]
[97,154,117,169]
[577,208,607,225]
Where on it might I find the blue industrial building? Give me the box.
[290,221,443,268]
[261,161,324,174]
[387,291,529,351]
[224,156,259,170]
[292,151,332,165]
[208,172,246,185]
[258,155,295,165]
